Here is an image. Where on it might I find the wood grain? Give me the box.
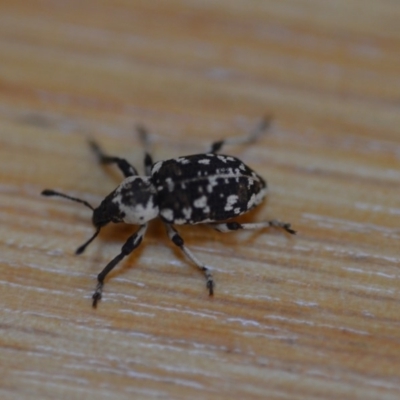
[1,1,399,399]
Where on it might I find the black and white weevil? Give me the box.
[42,117,295,307]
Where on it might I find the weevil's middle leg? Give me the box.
[165,224,214,295]
[209,115,272,153]
[89,140,138,177]
[92,224,147,307]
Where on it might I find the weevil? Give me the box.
[42,117,295,307]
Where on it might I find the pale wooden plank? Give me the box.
[1,1,400,399]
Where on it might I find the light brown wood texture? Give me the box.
[1,1,400,399]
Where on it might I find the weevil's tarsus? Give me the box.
[92,282,103,308]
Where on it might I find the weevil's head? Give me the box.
[41,176,159,255]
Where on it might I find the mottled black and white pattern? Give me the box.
[41,117,295,307]
[151,154,267,224]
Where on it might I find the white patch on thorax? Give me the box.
[115,176,159,224]
[217,155,227,163]
[122,197,159,224]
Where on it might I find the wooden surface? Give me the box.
[1,1,400,399]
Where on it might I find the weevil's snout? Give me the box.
[73,207,108,255]
[74,206,109,255]
[75,202,117,255]
[92,206,111,229]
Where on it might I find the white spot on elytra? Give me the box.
[247,193,256,209]
[165,177,174,191]
[177,158,190,164]
[182,207,192,219]
[247,185,266,210]
[151,161,163,174]
[224,194,239,211]
[206,176,219,192]
[194,196,207,208]
[198,159,211,165]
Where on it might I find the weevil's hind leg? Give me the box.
[209,115,272,153]
[165,224,214,295]
[89,140,139,177]
[208,220,296,235]
[136,125,153,176]
[92,224,147,307]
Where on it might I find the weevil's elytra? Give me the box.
[41,117,295,307]
[152,154,267,224]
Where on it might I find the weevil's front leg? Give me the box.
[89,140,138,177]
[136,125,154,176]
[92,224,147,307]
[209,116,272,153]
[165,224,214,295]
[208,220,296,235]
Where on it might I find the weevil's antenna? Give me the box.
[41,189,94,210]
[75,228,101,255]
[42,189,100,254]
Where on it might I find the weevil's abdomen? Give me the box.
[151,154,267,224]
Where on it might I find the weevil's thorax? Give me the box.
[93,176,159,227]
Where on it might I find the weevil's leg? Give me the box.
[208,220,296,235]
[92,224,147,307]
[136,125,153,176]
[165,224,214,295]
[89,140,138,178]
[209,115,272,153]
